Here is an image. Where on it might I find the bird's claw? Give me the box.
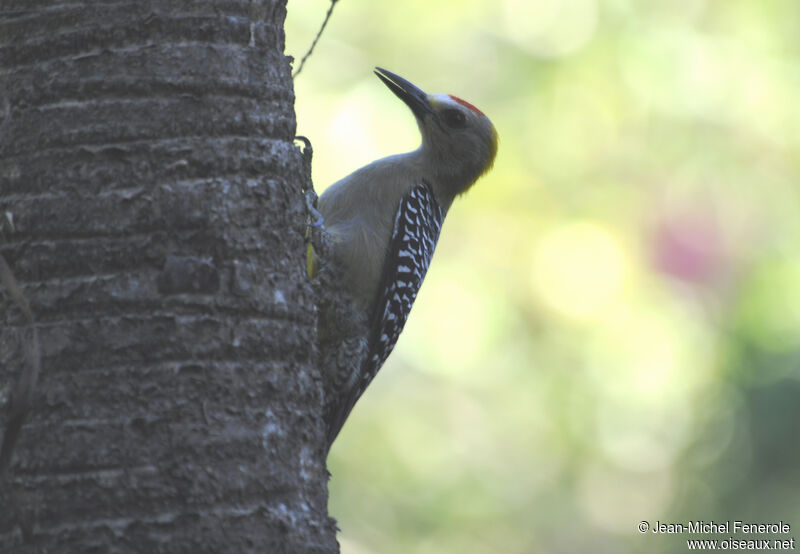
[305,189,324,228]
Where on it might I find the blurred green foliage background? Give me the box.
[286,1,800,552]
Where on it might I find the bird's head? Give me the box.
[374,67,498,196]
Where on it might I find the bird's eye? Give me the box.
[441,108,467,129]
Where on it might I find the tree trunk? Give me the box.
[0,1,337,552]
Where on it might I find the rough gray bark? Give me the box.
[0,1,337,552]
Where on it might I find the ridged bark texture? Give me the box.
[0,1,337,552]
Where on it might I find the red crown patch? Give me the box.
[449,95,485,116]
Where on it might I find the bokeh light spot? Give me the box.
[530,221,629,321]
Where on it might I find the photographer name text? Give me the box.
[651,521,791,535]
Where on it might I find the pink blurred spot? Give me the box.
[653,211,724,284]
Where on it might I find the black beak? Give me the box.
[374,67,434,120]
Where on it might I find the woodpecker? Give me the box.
[314,67,498,448]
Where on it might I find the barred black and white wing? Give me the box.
[326,182,444,446]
